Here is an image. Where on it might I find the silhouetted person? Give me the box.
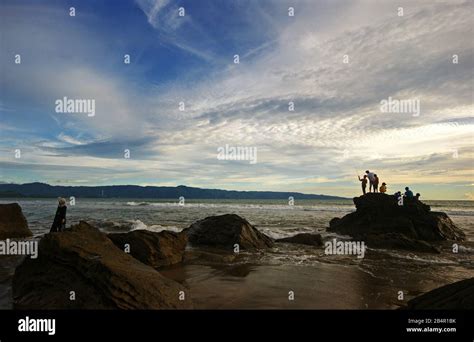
[404,187,414,198]
[415,193,421,201]
[50,197,67,232]
[373,174,379,193]
[365,170,376,192]
[358,175,368,194]
[380,182,387,193]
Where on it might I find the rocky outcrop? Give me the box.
[0,203,32,239]
[13,221,192,309]
[185,214,274,250]
[404,278,474,309]
[328,193,465,253]
[108,229,187,268]
[276,233,323,246]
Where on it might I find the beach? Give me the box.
[0,198,472,309]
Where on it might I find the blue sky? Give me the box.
[0,0,473,199]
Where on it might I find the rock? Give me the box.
[328,193,465,252]
[404,278,474,309]
[185,214,274,250]
[0,203,32,239]
[13,221,192,309]
[364,233,440,253]
[108,229,187,268]
[276,233,323,246]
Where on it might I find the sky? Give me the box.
[0,0,473,200]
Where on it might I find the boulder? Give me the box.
[185,214,274,250]
[276,233,323,246]
[108,229,187,268]
[13,221,192,309]
[328,193,465,252]
[364,233,440,253]
[404,278,474,309]
[0,203,32,239]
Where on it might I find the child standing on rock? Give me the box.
[358,175,368,195]
[50,197,67,232]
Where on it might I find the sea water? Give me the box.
[0,198,473,309]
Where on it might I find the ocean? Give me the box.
[1,198,473,309]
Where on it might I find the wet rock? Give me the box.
[185,214,274,250]
[404,277,474,309]
[0,203,32,239]
[109,229,187,267]
[328,193,465,253]
[13,221,192,309]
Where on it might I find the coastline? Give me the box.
[0,196,473,310]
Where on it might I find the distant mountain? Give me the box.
[0,182,347,200]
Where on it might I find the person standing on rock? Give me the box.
[50,197,67,233]
[373,174,380,193]
[380,182,387,193]
[404,187,414,199]
[358,175,368,195]
[365,170,376,192]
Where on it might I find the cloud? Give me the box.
[1,0,473,199]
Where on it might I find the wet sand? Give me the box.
[159,244,474,309]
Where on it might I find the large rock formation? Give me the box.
[276,233,323,246]
[108,229,187,268]
[13,221,192,309]
[0,203,32,239]
[328,193,464,252]
[404,278,474,309]
[185,214,274,250]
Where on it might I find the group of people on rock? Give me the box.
[358,170,386,194]
[394,187,421,201]
[357,170,420,200]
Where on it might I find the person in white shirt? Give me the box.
[365,170,376,192]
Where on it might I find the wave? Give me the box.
[92,219,183,233]
[370,249,459,265]
[123,201,354,213]
[130,220,183,233]
[458,245,474,253]
[126,202,149,206]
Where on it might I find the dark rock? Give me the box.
[276,233,323,246]
[328,193,465,252]
[13,221,192,309]
[108,229,187,268]
[364,233,440,253]
[404,278,474,309]
[185,214,274,250]
[0,203,32,239]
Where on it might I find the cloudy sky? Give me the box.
[0,0,473,199]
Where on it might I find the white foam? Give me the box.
[128,219,183,233]
[122,201,353,213]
